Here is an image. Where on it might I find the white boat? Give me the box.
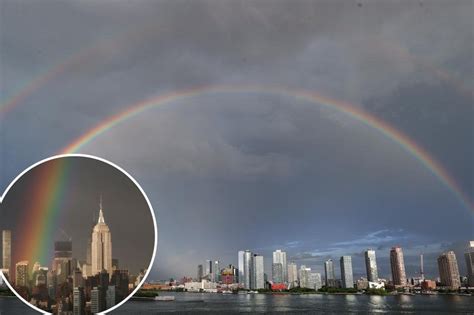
[155,295,175,301]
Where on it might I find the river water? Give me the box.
[1,292,473,314]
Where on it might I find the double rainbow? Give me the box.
[59,85,473,213]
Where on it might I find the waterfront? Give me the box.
[117,292,472,314]
[1,292,473,314]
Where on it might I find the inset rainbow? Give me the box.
[15,158,70,265]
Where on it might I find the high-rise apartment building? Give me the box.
[272,263,283,284]
[299,265,311,289]
[324,259,336,287]
[340,256,354,289]
[91,206,113,276]
[287,262,298,288]
[465,241,474,287]
[272,250,287,283]
[364,249,378,282]
[438,251,461,289]
[309,273,322,290]
[390,246,407,286]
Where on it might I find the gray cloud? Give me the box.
[0,0,472,281]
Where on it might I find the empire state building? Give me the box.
[91,202,113,276]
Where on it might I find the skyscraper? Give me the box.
[91,205,113,276]
[465,241,474,287]
[364,249,378,282]
[272,249,287,283]
[238,251,245,285]
[272,263,283,284]
[197,264,203,281]
[309,272,322,290]
[214,260,220,282]
[324,259,336,287]
[299,265,311,289]
[15,261,29,287]
[390,246,407,286]
[2,230,11,277]
[243,250,252,289]
[205,260,213,279]
[251,254,264,290]
[287,262,298,288]
[340,256,354,289]
[438,251,461,289]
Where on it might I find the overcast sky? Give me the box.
[0,0,472,282]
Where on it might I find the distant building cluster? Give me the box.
[181,242,474,293]
[1,202,147,314]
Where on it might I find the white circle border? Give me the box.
[0,154,158,315]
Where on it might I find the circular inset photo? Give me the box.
[0,154,157,314]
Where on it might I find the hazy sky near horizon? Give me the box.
[0,0,473,282]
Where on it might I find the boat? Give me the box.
[155,295,175,301]
[221,290,233,294]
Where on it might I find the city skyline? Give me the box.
[0,157,155,276]
[163,242,474,287]
[1,206,149,314]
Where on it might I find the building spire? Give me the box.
[98,195,105,224]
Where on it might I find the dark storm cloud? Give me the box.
[0,0,472,280]
[0,157,155,275]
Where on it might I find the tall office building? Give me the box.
[390,246,407,286]
[205,260,213,279]
[287,262,298,288]
[91,205,113,276]
[15,261,29,287]
[242,250,252,289]
[465,241,474,287]
[364,249,378,282]
[73,287,86,315]
[251,254,264,290]
[340,256,354,288]
[272,250,287,283]
[2,230,11,277]
[197,264,203,281]
[324,259,336,287]
[214,260,220,282]
[238,251,245,285]
[438,251,461,289]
